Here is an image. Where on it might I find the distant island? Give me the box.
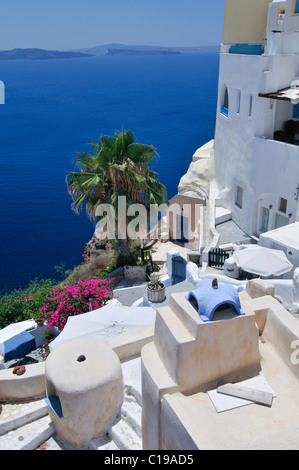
[0,48,94,60]
[0,44,220,61]
[74,43,220,55]
[106,48,181,56]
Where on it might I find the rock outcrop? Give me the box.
[178,140,215,196]
[82,233,113,265]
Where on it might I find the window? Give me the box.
[221,87,229,117]
[279,197,287,213]
[277,8,285,24]
[248,95,253,117]
[236,91,241,115]
[292,0,299,14]
[235,186,243,209]
[293,103,299,119]
[260,207,270,233]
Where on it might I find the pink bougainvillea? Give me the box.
[31,278,113,332]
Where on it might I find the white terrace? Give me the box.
[0,277,299,450]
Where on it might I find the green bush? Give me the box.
[0,279,56,330]
[114,252,139,268]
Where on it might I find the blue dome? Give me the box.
[186,279,245,322]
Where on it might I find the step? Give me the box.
[89,433,120,451]
[121,356,143,406]
[0,399,49,436]
[109,418,142,450]
[0,415,55,450]
[38,436,64,450]
[155,305,195,345]
[154,306,195,373]
[121,400,142,438]
[38,432,81,450]
[168,292,200,337]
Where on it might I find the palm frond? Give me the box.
[127,143,158,166]
[66,130,167,223]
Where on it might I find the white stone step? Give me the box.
[38,432,81,450]
[0,399,49,436]
[109,418,142,450]
[121,400,142,438]
[0,354,145,451]
[89,433,120,451]
[0,415,55,450]
[37,436,64,450]
[122,356,143,406]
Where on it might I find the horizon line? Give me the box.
[0,43,221,53]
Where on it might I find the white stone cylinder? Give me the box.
[45,337,123,448]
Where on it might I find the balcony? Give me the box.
[273,119,299,147]
[253,136,299,178]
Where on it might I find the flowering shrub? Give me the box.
[22,278,113,332]
[0,279,56,330]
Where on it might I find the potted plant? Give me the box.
[147,272,166,303]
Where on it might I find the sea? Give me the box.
[0,51,220,292]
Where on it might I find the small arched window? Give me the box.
[221,86,229,117]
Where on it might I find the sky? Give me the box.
[0,0,225,51]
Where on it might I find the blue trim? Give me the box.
[3,331,36,361]
[229,44,264,56]
[237,91,241,114]
[295,0,299,14]
[221,105,228,117]
[293,103,299,119]
[45,395,63,419]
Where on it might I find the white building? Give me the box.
[214,0,299,238]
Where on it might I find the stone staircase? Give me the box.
[0,389,142,450]
[0,357,143,450]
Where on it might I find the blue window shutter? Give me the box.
[293,104,299,119]
[296,0,299,13]
[221,105,229,117]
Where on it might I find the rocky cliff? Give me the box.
[82,233,113,265]
[178,140,215,196]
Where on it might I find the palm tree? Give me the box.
[66,129,167,257]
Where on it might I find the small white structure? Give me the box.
[258,221,299,277]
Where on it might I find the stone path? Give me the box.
[151,240,190,263]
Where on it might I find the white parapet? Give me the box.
[293,267,299,309]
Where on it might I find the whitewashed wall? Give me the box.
[214,1,299,237]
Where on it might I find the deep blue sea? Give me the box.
[0,52,219,292]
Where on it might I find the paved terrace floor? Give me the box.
[216,220,251,245]
[151,240,191,263]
